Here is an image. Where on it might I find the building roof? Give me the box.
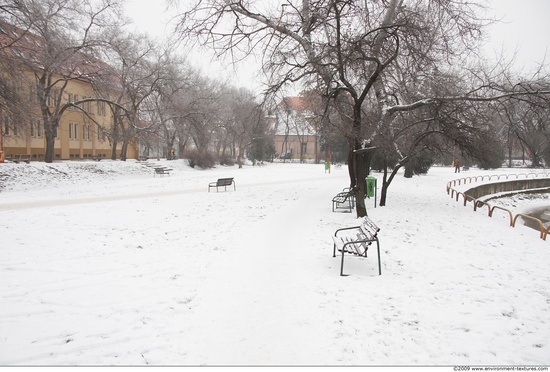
[0,19,113,84]
[279,96,306,113]
[273,96,317,136]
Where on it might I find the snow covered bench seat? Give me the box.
[332,216,381,276]
[332,189,354,212]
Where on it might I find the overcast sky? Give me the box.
[483,0,550,74]
[123,0,550,92]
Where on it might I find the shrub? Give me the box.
[186,150,216,169]
[219,154,235,166]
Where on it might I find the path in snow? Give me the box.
[180,174,347,365]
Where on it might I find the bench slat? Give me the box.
[332,217,381,276]
[332,191,354,212]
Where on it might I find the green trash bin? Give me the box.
[366,175,376,198]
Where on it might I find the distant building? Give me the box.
[0,20,137,162]
[272,96,324,162]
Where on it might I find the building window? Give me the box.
[30,119,43,138]
[3,113,10,136]
[2,112,17,136]
[29,84,39,104]
[46,90,59,108]
[301,142,307,154]
[67,93,79,110]
[81,96,91,112]
[69,122,79,140]
[97,125,106,142]
[83,124,91,141]
[96,101,105,116]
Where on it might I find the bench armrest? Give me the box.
[333,225,361,237]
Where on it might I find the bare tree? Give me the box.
[0,49,33,141]
[224,87,264,167]
[99,28,180,160]
[175,0,485,215]
[0,0,124,163]
[137,52,196,159]
[176,0,550,211]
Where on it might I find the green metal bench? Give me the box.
[332,216,381,276]
[208,177,236,192]
[332,189,354,212]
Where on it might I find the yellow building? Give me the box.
[0,21,137,162]
[1,82,133,161]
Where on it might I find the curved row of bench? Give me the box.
[446,171,550,240]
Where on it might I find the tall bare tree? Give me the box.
[175,0,487,214]
[177,0,550,212]
[0,0,124,163]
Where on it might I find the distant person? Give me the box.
[454,159,460,173]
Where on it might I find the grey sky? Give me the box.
[124,0,550,90]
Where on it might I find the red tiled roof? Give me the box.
[280,96,306,112]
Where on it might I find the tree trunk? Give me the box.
[354,151,368,217]
[44,124,56,163]
[111,139,118,160]
[120,140,128,161]
[237,146,244,168]
[380,160,389,207]
[404,162,414,178]
[348,146,372,217]
[380,162,402,206]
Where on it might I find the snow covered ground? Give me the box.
[0,160,549,366]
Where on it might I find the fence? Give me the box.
[446,171,550,240]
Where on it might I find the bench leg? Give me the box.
[375,239,381,275]
[340,249,346,276]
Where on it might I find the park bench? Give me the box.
[332,216,381,276]
[11,154,31,164]
[154,167,172,177]
[332,188,355,212]
[208,177,236,192]
[92,155,102,161]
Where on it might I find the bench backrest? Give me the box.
[217,178,233,186]
[361,217,380,238]
[348,219,378,255]
[333,191,351,202]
